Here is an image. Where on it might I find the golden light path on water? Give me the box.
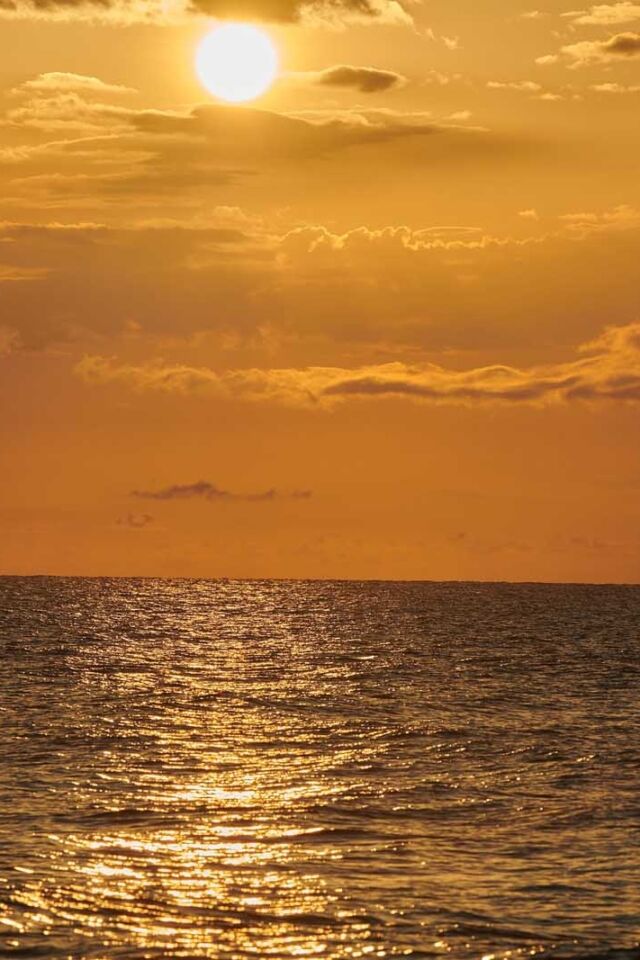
[1,578,640,959]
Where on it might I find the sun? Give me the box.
[195,24,279,104]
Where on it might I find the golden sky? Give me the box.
[1,0,639,580]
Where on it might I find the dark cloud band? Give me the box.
[132,481,312,501]
[0,0,410,23]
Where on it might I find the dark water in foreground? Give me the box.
[1,578,639,960]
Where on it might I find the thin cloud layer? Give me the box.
[567,3,640,25]
[13,73,137,96]
[129,103,452,158]
[0,80,498,222]
[2,87,467,160]
[1,207,639,353]
[77,322,640,407]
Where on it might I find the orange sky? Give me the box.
[1,0,639,581]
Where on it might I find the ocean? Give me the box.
[1,577,639,960]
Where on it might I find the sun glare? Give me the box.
[195,24,279,104]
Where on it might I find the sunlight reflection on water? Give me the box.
[1,577,639,959]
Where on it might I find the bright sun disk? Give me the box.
[195,24,279,104]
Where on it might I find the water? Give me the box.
[1,577,639,960]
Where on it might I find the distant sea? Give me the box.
[1,577,639,960]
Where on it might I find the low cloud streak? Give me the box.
[132,480,312,502]
[77,322,640,408]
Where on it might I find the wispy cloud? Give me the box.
[565,3,640,25]
[589,81,640,91]
[537,31,640,66]
[12,73,137,96]
[487,80,542,92]
[77,322,640,408]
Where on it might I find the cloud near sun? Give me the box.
[0,0,412,23]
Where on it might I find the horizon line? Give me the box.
[1,574,638,588]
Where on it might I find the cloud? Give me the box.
[424,28,460,50]
[0,0,172,24]
[1,76,504,216]
[312,65,406,93]
[558,203,640,232]
[4,90,464,156]
[0,0,412,25]
[189,0,411,24]
[132,480,312,501]
[5,93,140,134]
[76,322,640,408]
[117,512,154,528]
[601,29,640,51]
[486,79,564,102]
[566,3,640,25]
[0,263,49,282]
[538,31,640,65]
[13,73,136,96]
[2,205,639,353]
[487,80,543,92]
[589,80,640,90]
[0,219,261,348]
[1,92,497,215]
[128,103,453,159]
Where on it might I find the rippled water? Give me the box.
[1,577,639,960]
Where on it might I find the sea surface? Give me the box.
[1,577,639,960]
